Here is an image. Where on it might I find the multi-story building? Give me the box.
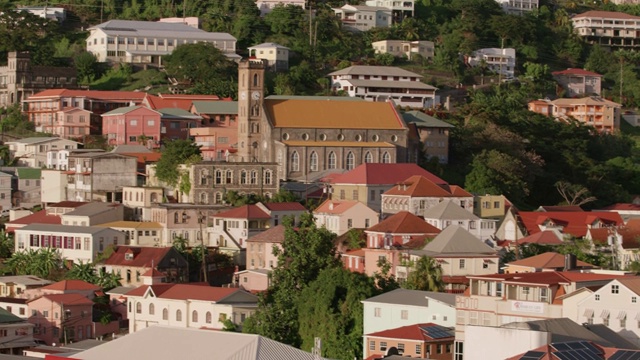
[467,48,516,79]
[47,149,105,171]
[6,137,79,168]
[66,152,137,202]
[372,40,434,60]
[364,323,454,359]
[473,194,508,219]
[422,201,497,241]
[381,176,473,216]
[552,68,603,97]
[333,5,393,32]
[365,0,415,21]
[256,0,306,16]
[329,65,438,108]
[494,0,538,14]
[41,170,68,204]
[124,275,258,333]
[14,224,125,264]
[0,276,52,299]
[248,43,289,71]
[245,225,284,272]
[15,6,67,21]
[528,96,622,133]
[86,20,237,65]
[149,203,227,247]
[22,89,147,136]
[12,168,41,209]
[314,199,379,236]
[59,202,125,226]
[100,246,189,286]
[364,211,441,250]
[122,186,164,221]
[97,221,165,246]
[403,111,453,163]
[454,271,625,359]
[27,293,93,345]
[572,10,640,48]
[189,101,238,161]
[0,171,12,212]
[0,52,77,108]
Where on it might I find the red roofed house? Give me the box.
[586,218,640,269]
[208,202,306,263]
[572,10,640,49]
[503,252,596,274]
[141,93,220,111]
[23,280,100,301]
[454,271,626,354]
[314,199,379,236]
[100,246,189,287]
[23,89,147,139]
[27,293,94,345]
[516,230,564,247]
[381,175,473,216]
[5,209,62,233]
[599,202,640,221]
[552,68,602,97]
[366,211,440,249]
[329,163,446,212]
[124,274,258,333]
[364,323,454,359]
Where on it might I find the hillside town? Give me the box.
[3,0,640,359]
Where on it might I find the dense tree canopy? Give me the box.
[154,139,202,187]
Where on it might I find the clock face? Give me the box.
[252,91,261,100]
[240,91,247,100]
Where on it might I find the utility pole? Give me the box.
[199,211,208,283]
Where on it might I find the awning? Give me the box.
[601,309,610,318]
[617,311,627,320]
[583,309,594,318]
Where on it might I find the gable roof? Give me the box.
[64,202,122,217]
[506,252,595,270]
[365,323,454,341]
[190,100,238,115]
[16,168,41,180]
[552,68,602,77]
[367,211,440,235]
[72,326,331,360]
[329,65,422,78]
[468,271,625,286]
[246,225,286,243]
[26,89,147,101]
[248,42,289,49]
[143,93,219,111]
[111,145,152,154]
[260,202,306,211]
[422,200,480,221]
[157,107,202,119]
[538,205,584,212]
[41,280,100,291]
[402,111,454,128]
[5,210,62,229]
[213,205,270,219]
[362,288,456,306]
[91,20,236,40]
[38,293,94,306]
[7,137,68,145]
[573,10,640,20]
[0,307,25,324]
[102,246,178,268]
[616,277,640,296]
[384,175,471,198]
[125,284,256,303]
[517,211,624,238]
[314,199,362,215]
[264,98,406,130]
[421,225,496,255]
[518,230,564,245]
[331,163,446,185]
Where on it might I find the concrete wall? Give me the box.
[463,326,549,360]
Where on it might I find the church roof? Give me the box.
[264,99,406,130]
[420,225,496,255]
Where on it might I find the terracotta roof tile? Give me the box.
[506,252,595,269]
[552,68,602,77]
[49,201,87,208]
[314,199,360,214]
[126,284,248,302]
[103,246,176,268]
[246,225,286,243]
[261,202,306,211]
[27,89,147,101]
[384,175,470,198]
[142,268,165,277]
[518,211,623,238]
[213,205,270,219]
[6,210,61,231]
[518,230,563,245]
[41,280,100,291]
[600,203,640,211]
[143,94,219,111]
[469,271,625,286]
[331,163,446,185]
[365,323,454,341]
[35,293,94,306]
[367,211,440,235]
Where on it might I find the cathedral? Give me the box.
[233,59,417,183]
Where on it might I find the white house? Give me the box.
[46,149,105,170]
[422,201,498,241]
[333,5,392,32]
[247,43,289,71]
[59,202,125,227]
[467,48,517,79]
[14,224,125,264]
[329,65,438,108]
[494,0,538,14]
[124,275,258,334]
[86,20,238,65]
[6,137,79,168]
[372,40,434,60]
[365,0,415,20]
[256,0,306,16]
[362,288,456,336]
[16,6,66,21]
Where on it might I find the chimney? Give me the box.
[564,253,577,271]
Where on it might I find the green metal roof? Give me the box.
[17,168,41,180]
[403,111,454,128]
[102,105,144,116]
[265,95,364,101]
[0,307,24,324]
[190,101,238,115]
[157,108,202,119]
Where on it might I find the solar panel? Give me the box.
[553,350,602,360]
[552,343,572,352]
[420,325,453,339]
[520,351,545,360]
[610,350,640,360]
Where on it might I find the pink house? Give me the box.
[342,249,365,273]
[38,107,93,140]
[233,269,270,292]
[23,280,100,301]
[27,293,94,345]
[366,211,441,249]
[189,101,238,161]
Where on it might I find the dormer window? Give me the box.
[125,253,134,261]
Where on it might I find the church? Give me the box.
[233,59,417,183]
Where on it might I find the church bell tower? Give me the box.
[237,59,266,162]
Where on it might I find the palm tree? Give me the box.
[66,262,97,283]
[403,256,444,292]
[97,269,122,291]
[32,248,63,279]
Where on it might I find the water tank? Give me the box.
[564,253,577,271]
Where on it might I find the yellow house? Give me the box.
[473,194,508,219]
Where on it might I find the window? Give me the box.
[369,341,375,351]
[192,311,198,323]
[176,310,182,321]
[459,259,465,269]
[612,285,620,294]
[416,344,422,355]
[374,307,381,317]
[206,312,212,324]
[264,170,272,185]
[291,151,299,172]
[162,308,168,320]
[149,303,154,315]
[382,152,391,163]
[309,152,318,172]
[348,219,353,229]
[380,342,387,351]
[633,296,637,304]
[401,310,408,320]
[346,152,355,170]
[328,152,336,169]
[136,303,141,314]
[364,151,373,163]
[595,294,600,301]
[352,190,358,200]
[540,288,549,302]
[522,287,530,295]
[240,170,247,184]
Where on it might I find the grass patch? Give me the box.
[91,68,169,92]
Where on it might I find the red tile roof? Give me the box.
[344,249,365,257]
[600,203,640,211]
[573,10,640,20]
[365,323,454,341]
[213,205,270,219]
[35,293,94,306]
[5,210,61,232]
[103,246,174,268]
[120,152,162,164]
[518,211,623,238]
[246,225,286,243]
[506,252,595,269]
[314,199,361,214]
[125,284,242,302]
[517,230,563,245]
[330,163,446,185]
[28,89,147,101]
[49,201,87,208]
[142,268,165,277]
[469,271,625,286]
[366,211,441,235]
[261,202,306,211]
[384,175,470,197]
[144,94,219,111]
[538,205,584,212]
[552,68,602,77]
[41,280,100,291]
[616,220,640,249]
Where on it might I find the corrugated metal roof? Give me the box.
[362,288,456,306]
[91,20,236,41]
[191,101,238,114]
[403,111,454,128]
[329,65,423,78]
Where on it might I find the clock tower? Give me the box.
[237,59,266,162]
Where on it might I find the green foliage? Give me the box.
[66,262,97,283]
[402,256,444,292]
[0,231,13,259]
[243,213,340,347]
[373,258,400,293]
[345,229,365,250]
[222,318,238,332]
[154,140,202,187]
[74,52,99,85]
[298,267,377,360]
[4,248,64,280]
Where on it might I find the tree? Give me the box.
[0,230,13,258]
[74,52,99,85]
[66,262,97,283]
[555,181,596,207]
[243,213,340,347]
[154,140,202,186]
[4,248,64,280]
[402,256,444,292]
[298,267,378,360]
[96,268,122,291]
